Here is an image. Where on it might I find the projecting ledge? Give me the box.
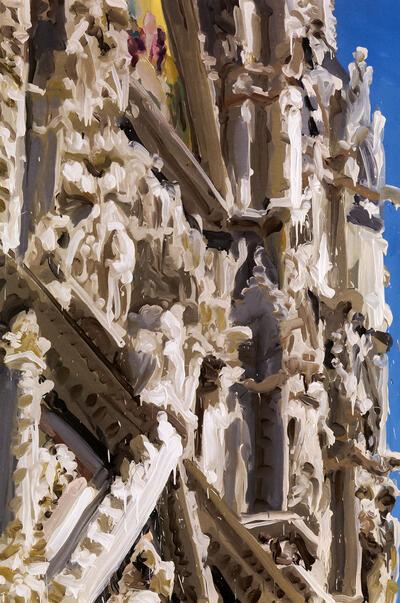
[241,513,320,556]
[333,174,400,206]
[326,442,400,475]
[332,595,364,603]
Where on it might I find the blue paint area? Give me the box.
[335,1,400,501]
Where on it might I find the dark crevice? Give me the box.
[211,565,241,602]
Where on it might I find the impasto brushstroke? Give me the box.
[0,0,399,601]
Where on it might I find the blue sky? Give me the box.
[334,1,400,494]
